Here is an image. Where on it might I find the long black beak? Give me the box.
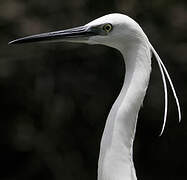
[8,25,97,45]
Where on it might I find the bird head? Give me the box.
[9,13,148,50]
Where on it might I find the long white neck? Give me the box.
[98,41,152,180]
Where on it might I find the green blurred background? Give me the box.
[0,0,187,179]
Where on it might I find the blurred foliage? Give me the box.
[0,0,187,179]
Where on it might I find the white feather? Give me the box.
[150,43,181,136]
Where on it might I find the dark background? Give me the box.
[0,0,187,179]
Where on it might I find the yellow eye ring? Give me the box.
[103,24,113,33]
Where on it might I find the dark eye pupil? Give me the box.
[106,25,110,30]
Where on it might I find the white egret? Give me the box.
[9,13,181,180]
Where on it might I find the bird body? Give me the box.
[87,14,152,179]
[9,13,181,180]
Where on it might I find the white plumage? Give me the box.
[9,13,181,180]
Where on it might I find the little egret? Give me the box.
[9,13,181,180]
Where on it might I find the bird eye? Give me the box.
[103,24,113,33]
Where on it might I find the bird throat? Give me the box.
[98,42,152,180]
